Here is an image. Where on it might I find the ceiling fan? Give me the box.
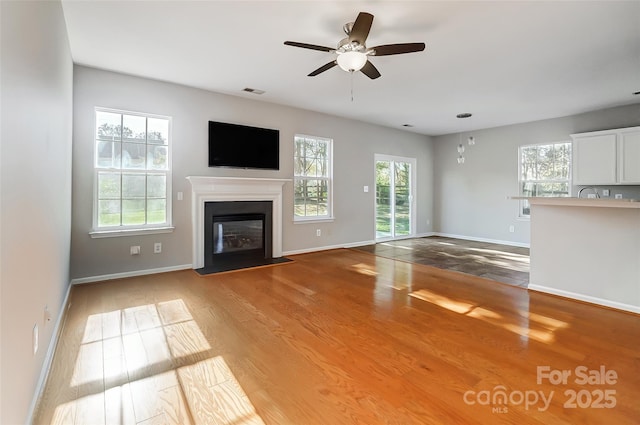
[284,12,425,80]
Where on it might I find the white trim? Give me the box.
[292,217,335,224]
[293,134,333,221]
[374,154,418,241]
[93,108,173,232]
[528,284,640,315]
[283,240,375,256]
[89,226,175,238]
[186,176,290,269]
[517,141,572,217]
[434,232,530,248]
[70,264,192,285]
[26,282,73,425]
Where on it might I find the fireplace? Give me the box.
[201,201,275,273]
[187,176,291,274]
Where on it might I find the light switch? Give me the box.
[177,191,183,201]
[364,186,369,193]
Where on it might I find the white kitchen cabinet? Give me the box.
[571,126,640,185]
[618,129,640,184]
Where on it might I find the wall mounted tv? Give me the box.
[208,121,280,170]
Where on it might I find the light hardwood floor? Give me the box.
[34,249,639,424]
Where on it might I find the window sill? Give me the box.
[89,226,175,239]
[293,217,335,224]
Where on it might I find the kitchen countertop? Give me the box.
[508,196,640,209]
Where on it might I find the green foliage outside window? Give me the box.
[95,110,170,229]
[519,142,572,216]
[294,135,331,219]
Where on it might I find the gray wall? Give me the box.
[433,103,640,245]
[71,66,434,280]
[0,1,73,423]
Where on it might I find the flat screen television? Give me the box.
[208,121,279,170]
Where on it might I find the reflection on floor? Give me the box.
[33,250,640,424]
[353,236,530,287]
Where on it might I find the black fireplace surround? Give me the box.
[197,200,288,274]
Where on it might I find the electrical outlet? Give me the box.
[509,225,515,233]
[177,191,183,201]
[587,193,597,199]
[316,229,321,237]
[154,242,162,254]
[130,246,141,255]
[33,324,38,355]
[602,189,610,197]
[615,194,623,199]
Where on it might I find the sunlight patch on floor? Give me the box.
[350,262,379,276]
[409,289,568,344]
[61,299,263,424]
[410,289,477,314]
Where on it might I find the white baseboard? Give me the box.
[433,232,530,248]
[26,282,73,425]
[528,284,640,314]
[70,264,193,285]
[283,240,375,256]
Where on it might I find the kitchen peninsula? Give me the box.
[514,197,640,313]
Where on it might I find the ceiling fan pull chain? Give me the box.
[350,70,354,102]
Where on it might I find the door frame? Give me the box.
[374,154,417,242]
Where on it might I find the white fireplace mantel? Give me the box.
[186,176,290,269]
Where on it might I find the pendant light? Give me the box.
[456,113,474,164]
[457,143,465,164]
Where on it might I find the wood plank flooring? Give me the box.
[33,249,639,424]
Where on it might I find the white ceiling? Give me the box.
[61,1,640,136]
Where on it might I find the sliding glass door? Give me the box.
[375,155,416,241]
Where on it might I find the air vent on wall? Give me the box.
[243,88,265,95]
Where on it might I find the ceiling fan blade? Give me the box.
[284,41,334,53]
[308,61,338,76]
[349,12,374,45]
[370,43,426,56]
[360,60,381,80]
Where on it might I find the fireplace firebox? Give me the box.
[213,214,265,256]
[198,200,287,274]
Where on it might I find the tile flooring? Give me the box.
[353,236,530,287]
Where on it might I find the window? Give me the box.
[93,108,171,235]
[519,142,571,217]
[294,135,333,221]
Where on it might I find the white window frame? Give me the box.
[293,134,334,222]
[90,107,173,238]
[374,154,417,241]
[518,141,572,218]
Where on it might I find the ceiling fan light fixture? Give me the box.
[336,51,367,72]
